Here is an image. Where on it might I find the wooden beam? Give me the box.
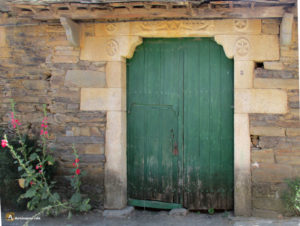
[28,5,295,20]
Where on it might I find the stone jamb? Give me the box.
[79,19,285,216]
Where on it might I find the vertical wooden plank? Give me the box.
[183,38,233,210]
[127,39,182,205]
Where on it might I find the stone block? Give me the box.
[235,89,287,114]
[252,209,280,218]
[286,128,300,136]
[259,136,300,150]
[253,197,284,212]
[57,136,104,144]
[252,163,293,183]
[80,36,142,62]
[22,80,49,90]
[51,55,79,64]
[169,208,188,216]
[0,27,6,47]
[215,35,279,61]
[275,150,300,165]
[263,61,284,70]
[65,70,106,88]
[80,88,125,111]
[255,68,296,79]
[262,19,280,35]
[252,150,274,163]
[252,182,286,199]
[234,61,254,89]
[106,61,126,88]
[234,113,251,216]
[0,47,11,58]
[105,111,127,209]
[254,78,299,89]
[103,206,134,218]
[250,126,285,136]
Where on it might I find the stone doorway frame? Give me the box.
[79,19,287,216]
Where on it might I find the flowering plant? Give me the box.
[1,100,91,224]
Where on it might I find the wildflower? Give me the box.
[1,139,8,148]
[36,165,40,170]
[73,162,76,167]
[10,112,21,129]
[75,168,80,175]
[39,165,42,168]
[75,158,79,163]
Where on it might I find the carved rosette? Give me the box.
[233,20,248,31]
[106,39,119,56]
[235,37,250,57]
[105,24,117,33]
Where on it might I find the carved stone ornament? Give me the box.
[105,24,117,33]
[235,37,250,56]
[234,19,248,31]
[139,20,214,32]
[181,20,214,31]
[106,39,119,56]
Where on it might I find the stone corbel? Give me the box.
[280,13,294,46]
[214,35,279,61]
[60,17,80,47]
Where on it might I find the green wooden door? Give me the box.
[127,38,233,210]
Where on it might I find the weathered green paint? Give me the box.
[128,199,182,209]
[127,38,233,210]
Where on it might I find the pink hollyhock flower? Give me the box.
[40,129,44,135]
[10,112,21,129]
[36,165,39,170]
[73,162,76,167]
[1,139,8,148]
[75,168,80,175]
[75,158,79,163]
[39,165,42,168]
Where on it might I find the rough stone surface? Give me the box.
[0,15,299,217]
[65,70,106,88]
[103,206,134,218]
[169,208,189,216]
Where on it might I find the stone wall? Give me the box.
[0,15,299,215]
[250,19,299,217]
[0,17,106,208]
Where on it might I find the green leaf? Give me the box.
[29,153,38,161]
[49,192,60,203]
[70,192,81,204]
[18,166,23,171]
[23,188,36,198]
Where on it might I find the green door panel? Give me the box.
[183,39,234,210]
[127,38,233,210]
